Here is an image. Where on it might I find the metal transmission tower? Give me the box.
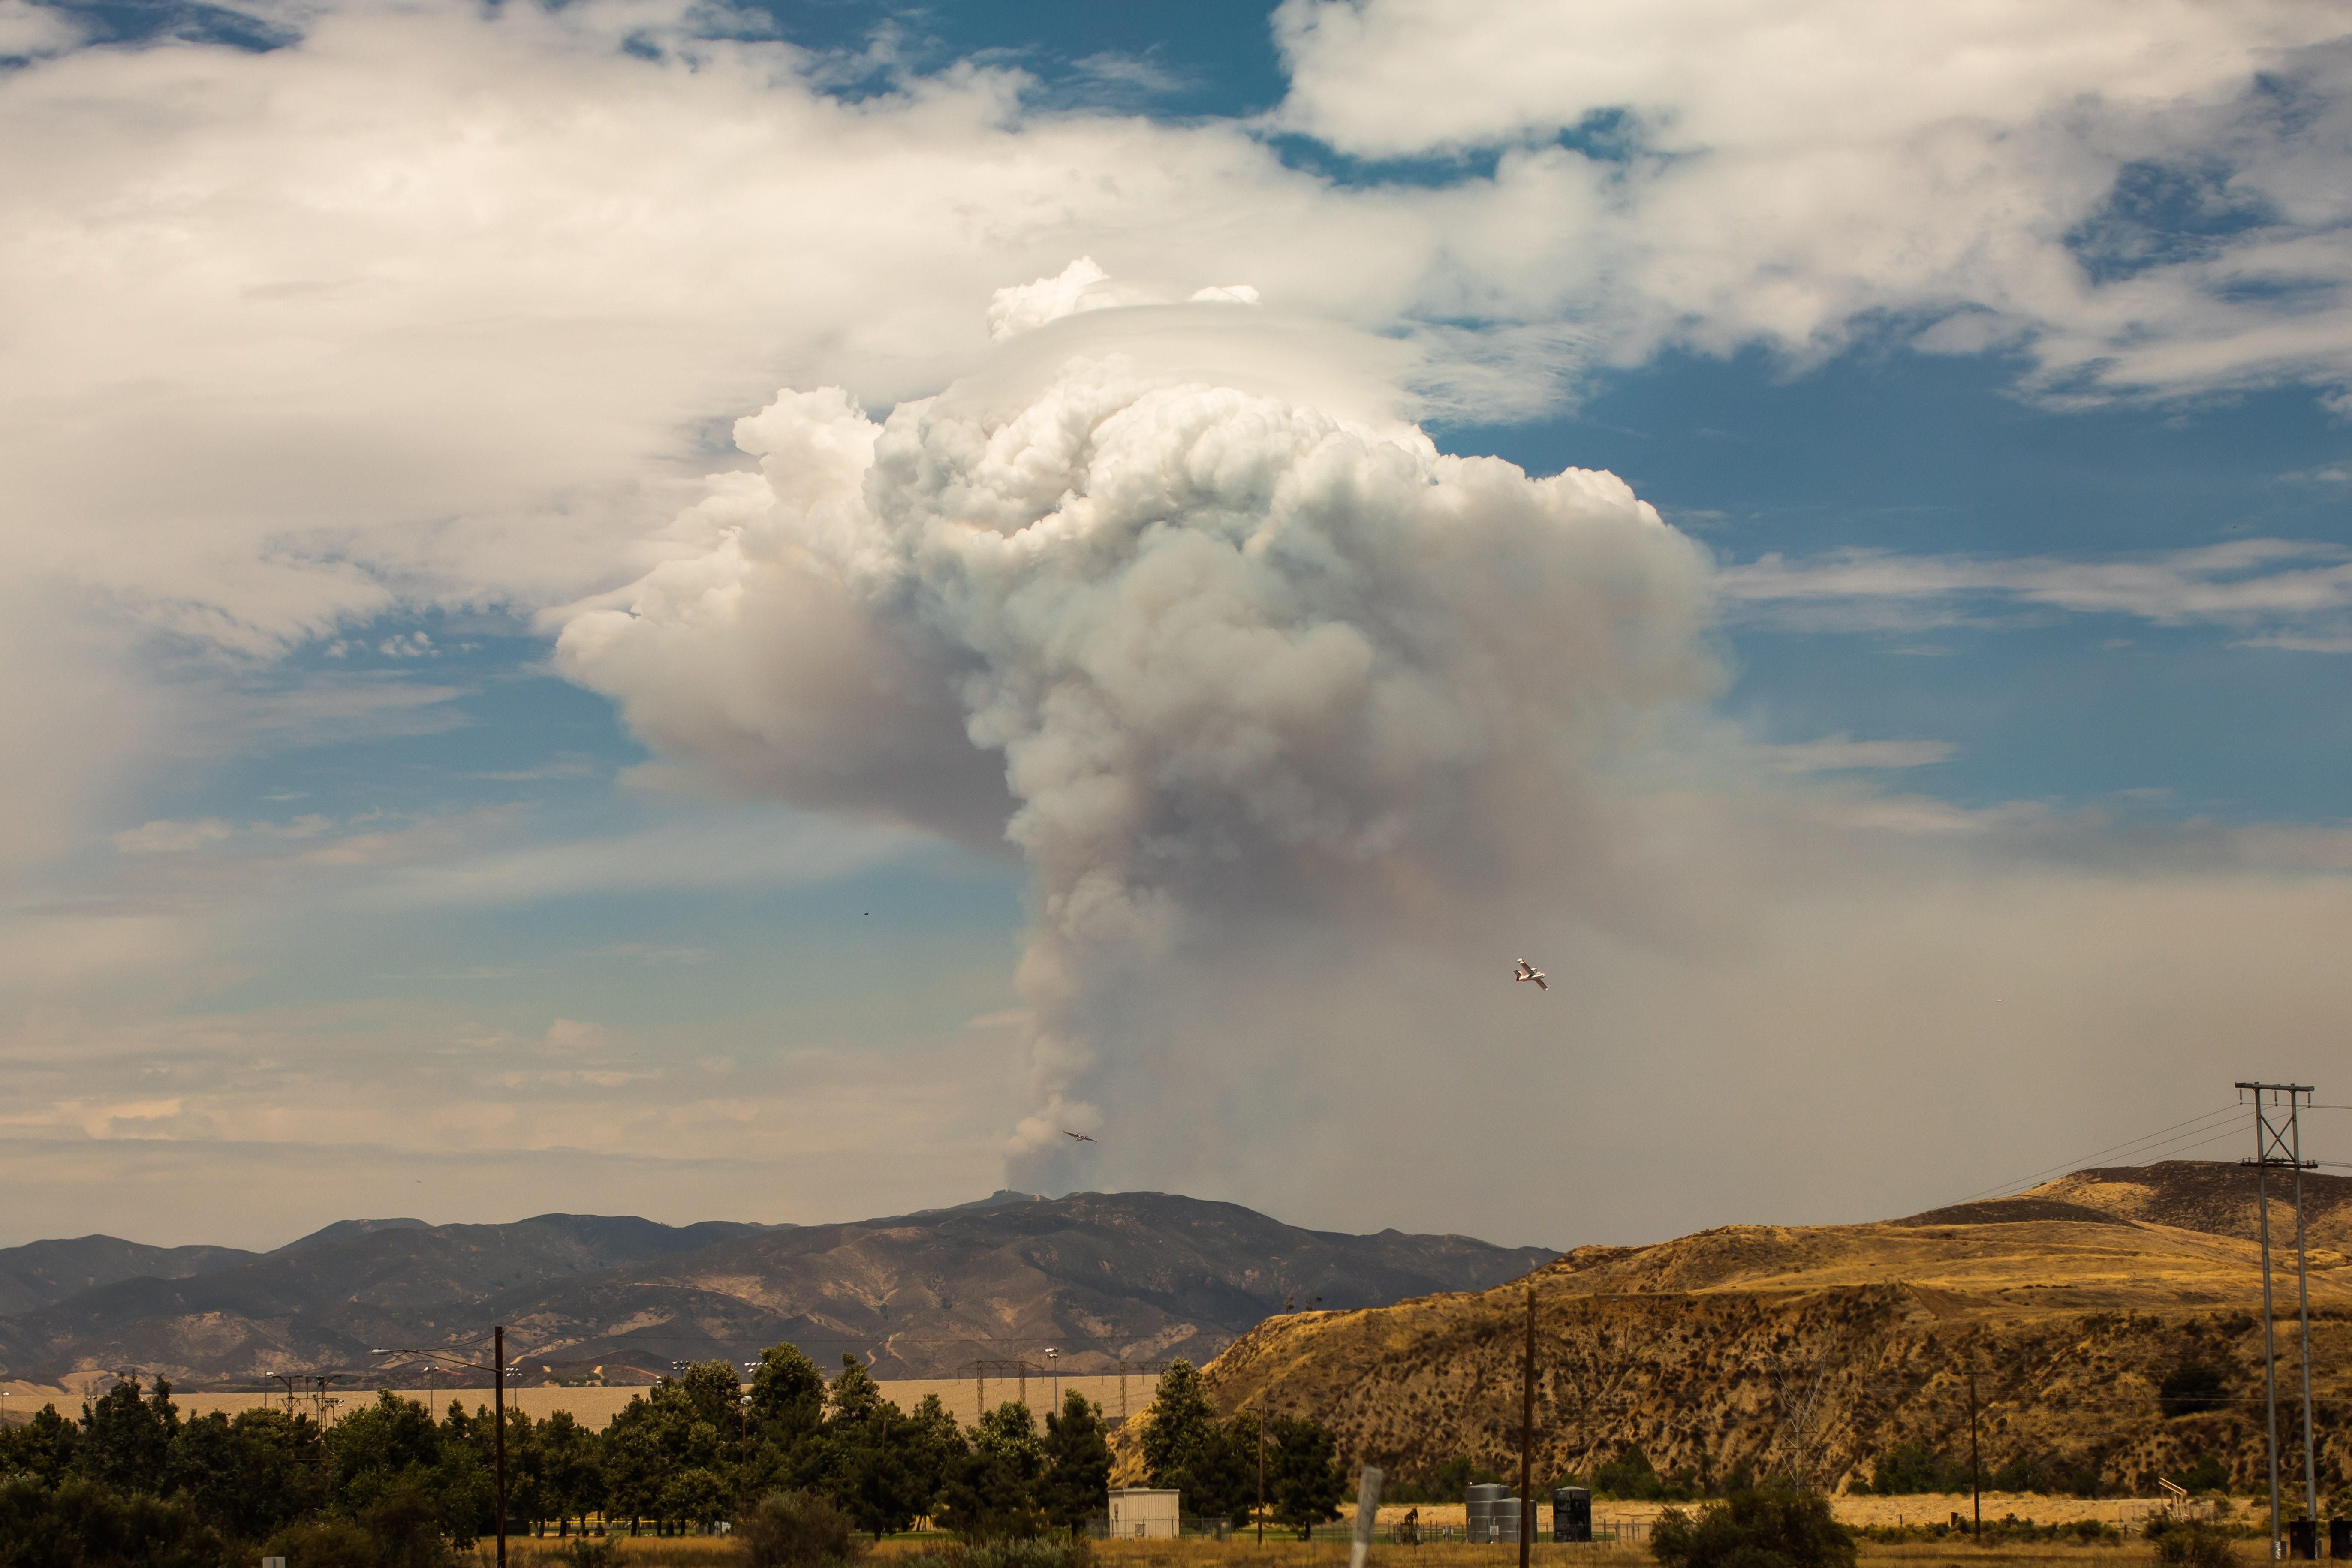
[2237,1081,2319,1559]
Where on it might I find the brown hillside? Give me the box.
[1138,1163,2352,1499]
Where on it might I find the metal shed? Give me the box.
[1107,1488,1183,1539]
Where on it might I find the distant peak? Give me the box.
[964,1189,1044,1209]
[270,1216,432,1255]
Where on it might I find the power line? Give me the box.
[1952,1105,2243,1204]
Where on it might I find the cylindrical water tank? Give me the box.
[1467,1483,1503,1544]
[1553,1487,1592,1544]
[1493,1498,1521,1545]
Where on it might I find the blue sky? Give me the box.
[3,0,2350,1252]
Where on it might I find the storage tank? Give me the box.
[1553,1487,1592,1544]
[1467,1482,1504,1543]
[1492,1497,1521,1545]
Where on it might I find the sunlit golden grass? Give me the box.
[469,1528,2271,1568]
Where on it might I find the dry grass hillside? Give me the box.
[1132,1163,2350,1499]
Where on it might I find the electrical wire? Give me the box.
[1950,1105,2245,1204]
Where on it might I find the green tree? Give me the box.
[660,1465,733,1533]
[937,1402,1046,1538]
[601,1409,665,1535]
[362,1481,456,1568]
[1139,1361,1250,1517]
[1265,1415,1346,1536]
[428,1403,494,1547]
[541,1409,605,1532]
[827,1358,885,1424]
[0,1403,79,1486]
[505,1405,550,1533]
[1038,1390,1113,1529]
[896,1393,967,1521]
[77,1376,179,1493]
[1139,1362,1217,1484]
[327,1391,446,1517]
[740,1347,833,1502]
[1651,1488,1856,1568]
[680,1360,748,1433]
[819,1361,921,1539]
[169,1406,328,1540]
[749,1345,829,1440]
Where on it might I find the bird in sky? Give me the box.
[1064,1130,1096,1143]
[1514,958,1548,991]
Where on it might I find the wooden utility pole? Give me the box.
[1520,1285,1536,1568]
[1259,1398,1268,1545]
[1967,1368,1982,1540]
[494,1325,508,1568]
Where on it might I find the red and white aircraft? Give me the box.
[1513,959,1548,991]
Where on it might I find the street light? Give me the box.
[1044,1348,1059,1412]
[739,1393,753,1468]
[373,1328,515,1568]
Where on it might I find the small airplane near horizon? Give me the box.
[1064,1130,1097,1143]
[1514,959,1548,991]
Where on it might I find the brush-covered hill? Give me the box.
[0,1236,259,1317]
[0,1192,1554,1389]
[1162,1162,2351,1498]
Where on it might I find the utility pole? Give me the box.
[1258,1395,1268,1546]
[495,1324,508,1568]
[2290,1102,2319,1537]
[1967,1368,1982,1539]
[371,1330,512,1568]
[2239,1082,2316,1561]
[1520,1284,1536,1568]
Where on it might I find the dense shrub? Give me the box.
[2154,1521,2238,1568]
[1652,1489,1856,1568]
[2164,1456,2231,1495]
[1385,1457,1503,1504]
[1596,1446,1698,1502]
[550,1535,622,1568]
[2159,1366,2229,1420]
[0,1475,226,1568]
[1870,1439,1967,1496]
[736,1490,867,1568]
[258,1517,379,1568]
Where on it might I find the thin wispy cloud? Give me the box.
[1717,538,2352,644]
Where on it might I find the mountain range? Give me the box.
[0,1191,1556,1390]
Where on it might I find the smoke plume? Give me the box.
[558,270,1717,1190]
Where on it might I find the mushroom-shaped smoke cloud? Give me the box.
[558,270,1718,1192]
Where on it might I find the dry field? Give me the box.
[463,1538,2267,1568]
[2,1373,1165,1431]
[1348,1499,2194,1532]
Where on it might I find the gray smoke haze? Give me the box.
[558,270,1719,1192]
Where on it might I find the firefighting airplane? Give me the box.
[1064,1130,1097,1143]
[1514,959,1548,991]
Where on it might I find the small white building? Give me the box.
[1107,1488,1182,1539]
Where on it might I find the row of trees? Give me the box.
[0,1346,1118,1551]
[0,1349,1355,1556]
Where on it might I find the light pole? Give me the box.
[1045,1348,1059,1413]
[373,1327,514,1568]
